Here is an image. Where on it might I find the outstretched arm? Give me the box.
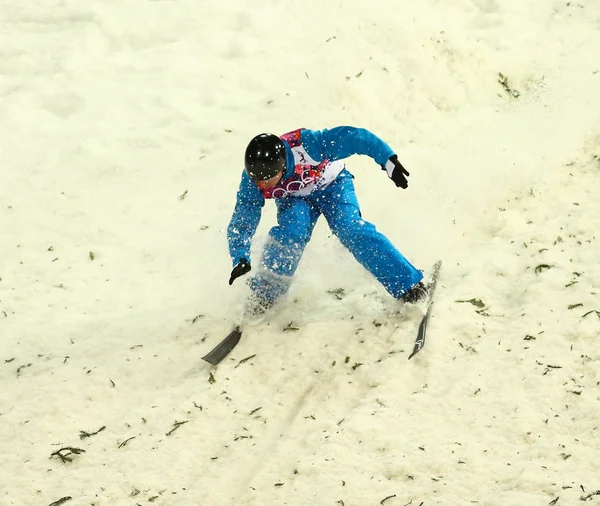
[302,126,395,165]
[302,126,410,188]
[227,171,265,266]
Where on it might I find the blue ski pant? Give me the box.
[249,171,423,304]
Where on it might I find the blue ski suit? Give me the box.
[227,126,423,304]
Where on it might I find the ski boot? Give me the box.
[401,280,429,304]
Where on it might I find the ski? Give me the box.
[202,327,242,365]
[408,260,442,359]
[204,262,441,364]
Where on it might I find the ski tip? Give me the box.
[408,342,423,360]
[201,329,243,366]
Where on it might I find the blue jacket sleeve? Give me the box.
[300,126,395,166]
[227,171,265,266]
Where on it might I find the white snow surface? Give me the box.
[1,1,600,505]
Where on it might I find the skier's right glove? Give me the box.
[229,258,251,285]
[383,154,410,189]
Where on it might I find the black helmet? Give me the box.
[244,133,286,181]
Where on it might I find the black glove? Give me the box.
[384,154,410,189]
[229,258,251,285]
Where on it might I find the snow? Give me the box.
[1,0,599,505]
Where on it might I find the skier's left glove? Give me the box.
[229,258,251,285]
[383,155,410,189]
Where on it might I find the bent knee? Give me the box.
[332,218,376,244]
[270,226,312,248]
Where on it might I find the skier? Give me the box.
[227,126,427,316]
